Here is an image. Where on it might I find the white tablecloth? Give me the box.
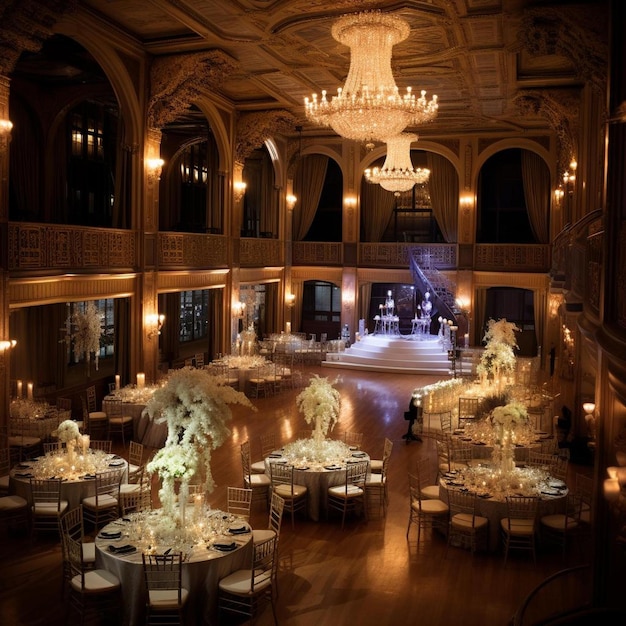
[95,512,252,625]
[103,398,166,448]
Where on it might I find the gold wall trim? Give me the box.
[240,267,284,283]
[292,267,343,283]
[156,270,229,293]
[359,243,457,269]
[292,242,342,265]
[474,271,550,290]
[8,274,139,308]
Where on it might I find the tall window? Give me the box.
[477,149,535,243]
[179,290,209,342]
[179,142,208,232]
[67,102,117,226]
[302,281,341,323]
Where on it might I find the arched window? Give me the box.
[477,148,550,244]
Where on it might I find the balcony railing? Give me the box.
[8,223,136,272]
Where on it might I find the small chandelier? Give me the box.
[304,11,438,146]
[364,133,430,193]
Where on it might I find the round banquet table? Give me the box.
[264,442,370,521]
[95,509,253,626]
[9,452,128,509]
[439,468,568,552]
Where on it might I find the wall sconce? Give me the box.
[344,195,357,209]
[234,181,247,203]
[285,293,296,308]
[459,194,474,209]
[146,314,165,339]
[146,157,164,185]
[583,402,596,441]
[0,339,16,371]
[233,302,246,318]
[286,194,297,211]
[0,119,13,137]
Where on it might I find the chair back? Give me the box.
[344,431,364,449]
[86,385,99,414]
[128,441,144,467]
[552,455,569,482]
[268,493,285,536]
[382,437,393,462]
[250,535,277,593]
[95,468,123,502]
[30,477,63,509]
[447,489,478,519]
[341,461,368,494]
[105,399,124,418]
[504,495,539,525]
[270,463,296,495]
[90,439,112,453]
[0,446,10,476]
[527,451,557,471]
[260,432,277,458]
[458,397,481,424]
[240,441,252,480]
[142,552,184,604]
[66,533,88,583]
[60,506,85,557]
[227,486,252,520]
[43,441,64,455]
[439,411,453,433]
[57,397,72,411]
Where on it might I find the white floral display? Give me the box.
[71,302,103,371]
[145,368,256,520]
[296,374,341,442]
[490,402,529,474]
[10,398,51,419]
[281,438,352,466]
[54,419,81,443]
[476,318,520,384]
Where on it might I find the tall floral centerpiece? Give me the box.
[145,368,256,524]
[70,302,103,375]
[491,402,529,474]
[296,374,340,443]
[476,318,520,391]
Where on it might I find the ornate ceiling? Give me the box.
[2,0,610,148]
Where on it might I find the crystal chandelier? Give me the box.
[364,133,430,193]
[304,11,438,145]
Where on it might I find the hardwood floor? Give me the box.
[0,365,592,626]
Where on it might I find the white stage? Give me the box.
[322,334,455,375]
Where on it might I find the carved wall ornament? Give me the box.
[235,109,297,164]
[148,51,239,129]
[520,6,608,95]
[514,89,579,178]
[0,0,78,74]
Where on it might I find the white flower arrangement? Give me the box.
[145,368,256,517]
[296,374,341,441]
[55,419,81,443]
[476,318,520,379]
[491,402,529,431]
[71,302,103,371]
[10,398,50,419]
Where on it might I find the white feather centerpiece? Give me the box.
[145,368,257,523]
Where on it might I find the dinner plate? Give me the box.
[228,525,250,535]
[99,530,122,539]
[541,489,561,496]
[351,452,367,458]
[109,461,125,467]
[212,542,237,552]
[296,466,310,471]
[324,465,341,471]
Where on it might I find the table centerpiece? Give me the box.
[145,368,256,528]
[476,318,520,392]
[296,374,341,444]
[490,402,529,474]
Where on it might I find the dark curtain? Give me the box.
[208,288,223,359]
[114,298,131,385]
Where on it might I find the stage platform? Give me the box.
[322,334,455,375]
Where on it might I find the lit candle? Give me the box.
[16,380,23,399]
[136,372,145,389]
[82,434,90,455]
[285,321,291,334]
[604,478,620,502]
[27,382,34,401]
[115,374,120,390]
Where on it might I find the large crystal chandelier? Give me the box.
[304,11,438,145]
[364,133,430,193]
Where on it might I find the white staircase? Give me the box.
[322,334,454,375]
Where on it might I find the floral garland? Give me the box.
[145,368,256,517]
[54,419,80,443]
[296,374,341,442]
[71,302,103,371]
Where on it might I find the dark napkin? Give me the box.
[14,472,33,478]
[108,544,136,554]
[212,542,237,551]
[228,526,250,535]
[352,452,367,457]
[268,453,282,458]
[99,530,122,539]
[324,465,341,470]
